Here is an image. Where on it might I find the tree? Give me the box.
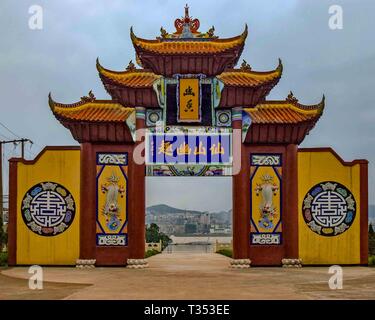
[146,223,160,243]
[0,212,6,251]
[145,223,171,249]
[369,223,374,236]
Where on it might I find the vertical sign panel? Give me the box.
[96,153,128,246]
[250,154,282,245]
[178,78,200,122]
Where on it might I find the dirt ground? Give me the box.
[1,253,375,300]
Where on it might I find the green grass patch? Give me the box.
[145,249,160,258]
[216,248,232,258]
[369,255,375,266]
[0,252,8,266]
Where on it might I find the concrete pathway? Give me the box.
[1,253,375,299]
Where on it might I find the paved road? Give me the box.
[1,253,375,299]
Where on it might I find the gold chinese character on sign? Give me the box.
[194,141,206,155]
[158,141,173,156]
[177,142,192,155]
[210,142,225,155]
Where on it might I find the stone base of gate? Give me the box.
[76,259,96,269]
[282,258,302,268]
[229,259,251,269]
[126,259,149,269]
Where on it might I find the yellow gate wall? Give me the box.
[298,150,361,264]
[16,148,80,265]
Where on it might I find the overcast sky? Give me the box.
[0,0,374,212]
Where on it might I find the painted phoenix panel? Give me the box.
[96,153,128,246]
[250,154,282,245]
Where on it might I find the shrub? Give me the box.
[0,252,8,267]
[145,249,160,259]
[369,255,375,266]
[216,248,232,258]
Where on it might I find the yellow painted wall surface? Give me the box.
[16,149,80,265]
[298,150,361,264]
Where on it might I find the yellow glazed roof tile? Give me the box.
[218,59,282,87]
[130,25,248,55]
[97,59,161,88]
[244,94,325,124]
[49,93,134,122]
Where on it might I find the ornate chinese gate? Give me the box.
[8,6,368,267]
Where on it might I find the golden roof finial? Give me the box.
[185,4,189,19]
[174,4,200,36]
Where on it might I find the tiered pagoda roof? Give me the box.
[97,58,283,108]
[243,92,325,144]
[49,92,135,143]
[97,59,160,107]
[218,59,282,107]
[49,5,325,145]
[131,26,247,76]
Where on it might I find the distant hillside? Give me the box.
[147,204,204,215]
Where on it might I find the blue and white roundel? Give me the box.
[302,181,356,237]
[21,182,76,236]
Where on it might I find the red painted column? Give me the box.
[284,144,299,259]
[7,159,18,265]
[129,107,146,259]
[232,107,250,259]
[359,161,369,264]
[79,142,96,260]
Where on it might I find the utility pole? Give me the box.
[0,138,33,222]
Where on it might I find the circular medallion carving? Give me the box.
[21,182,76,236]
[302,181,356,236]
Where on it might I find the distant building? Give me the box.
[2,208,8,224]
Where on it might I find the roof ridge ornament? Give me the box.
[174,4,200,38]
[160,26,169,39]
[286,91,299,104]
[159,5,219,39]
[285,91,325,112]
[126,60,136,71]
[81,90,96,102]
[206,26,215,38]
[240,59,252,71]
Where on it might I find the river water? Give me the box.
[164,235,232,253]
[163,244,214,253]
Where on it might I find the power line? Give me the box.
[0,121,22,139]
[1,138,33,216]
[0,132,11,141]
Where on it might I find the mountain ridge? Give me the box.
[146,204,231,215]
